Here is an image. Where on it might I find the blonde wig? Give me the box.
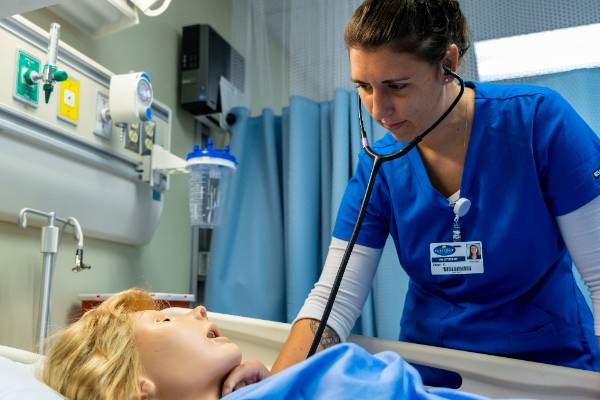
[42,288,158,400]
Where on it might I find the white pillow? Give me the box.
[0,356,64,400]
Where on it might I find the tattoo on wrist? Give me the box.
[309,319,341,350]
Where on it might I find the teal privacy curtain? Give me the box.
[521,68,600,133]
[205,89,409,340]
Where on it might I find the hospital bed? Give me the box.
[175,308,600,399]
[1,309,600,399]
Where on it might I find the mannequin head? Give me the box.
[42,289,242,400]
[133,303,242,399]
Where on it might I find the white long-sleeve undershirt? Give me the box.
[294,237,383,341]
[296,195,600,339]
[557,195,600,335]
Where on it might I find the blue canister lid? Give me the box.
[186,139,237,164]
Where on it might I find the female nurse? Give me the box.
[272,0,600,387]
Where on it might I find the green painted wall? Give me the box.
[0,0,232,351]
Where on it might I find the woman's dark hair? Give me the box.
[344,0,470,65]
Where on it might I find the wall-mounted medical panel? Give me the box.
[0,16,173,245]
[0,17,171,162]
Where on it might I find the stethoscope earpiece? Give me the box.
[443,65,454,82]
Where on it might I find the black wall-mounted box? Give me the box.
[180,24,244,116]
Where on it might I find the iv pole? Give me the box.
[19,208,91,354]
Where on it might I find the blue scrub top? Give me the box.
[225,343,492,399]
[333,82,600,371]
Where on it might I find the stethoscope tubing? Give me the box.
[307,66,465,358]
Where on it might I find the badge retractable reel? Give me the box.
[452,197,471,241]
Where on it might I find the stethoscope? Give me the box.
[307,65,465,358]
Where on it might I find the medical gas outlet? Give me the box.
[21,23,68,104]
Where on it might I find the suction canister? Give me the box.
[186,141,237,228]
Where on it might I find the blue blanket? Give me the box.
[224,343,495,399]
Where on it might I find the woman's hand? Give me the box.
[221,359,270,396]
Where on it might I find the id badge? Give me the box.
[430,241,484,275]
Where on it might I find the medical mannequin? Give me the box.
[273,0,600,387]
[42,289,269,400]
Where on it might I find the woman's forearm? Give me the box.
[271,318,340,374]
[272,239,381,374]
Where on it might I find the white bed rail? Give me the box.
[0,344,42,364]
[161,308,600,400]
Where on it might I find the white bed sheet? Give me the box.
[0,346,62,400]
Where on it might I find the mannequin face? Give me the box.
[132,306,242,398]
